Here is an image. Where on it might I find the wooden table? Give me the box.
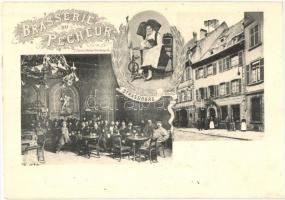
[127,135,149,161]
[82,135,99,141]
[82,135,100,157]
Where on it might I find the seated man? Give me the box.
[141,121,169,151]
[153,121,169,143]
[143,120,155,137]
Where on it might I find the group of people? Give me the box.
[27,117,171,157]
[196,117,217,131]
[196,115,241,131]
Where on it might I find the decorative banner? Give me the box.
[14,9,117,50]
[116,87,163,103]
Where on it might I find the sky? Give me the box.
[85,3,244,43]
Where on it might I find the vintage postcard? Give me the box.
[2,1,285,199]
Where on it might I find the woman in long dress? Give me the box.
[136,19,169,81]
[56,121,70,153]
[241,119,247,132]
[209,117,215,129]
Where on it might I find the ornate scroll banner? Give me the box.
[111,11,188,131]
[14,9,117,51]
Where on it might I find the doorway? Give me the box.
[208,107,216,119]
[179,109,188,127]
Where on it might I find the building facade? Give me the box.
[244,12,264,131]
[174,12,264,131]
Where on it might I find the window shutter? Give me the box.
[226,82,230,95]
[218,59,223,73]
[217,85,219,97]
[213,62,217,75]
[238,79,241,93]
[195,69,198,80]
[204,88,208,99]
[227,57,231,69]
[246,65,250,84]
[260,58,264,81]
[238,51,243,66]
[196,90,198,100]
[203,66,207,78]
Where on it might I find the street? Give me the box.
[174,128,240,141]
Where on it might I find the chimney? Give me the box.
[193,32,197,41]
[200,28,207,39]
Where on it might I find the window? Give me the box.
[208,85,215,98]
[218,59,223,72]
[214,85,219,97]
[250,24,260,48]
[231,104,240,121]
[199,88,204,100]
[207,65,213,75]
[188,90,193,100]
[198,88,207,100]
[238,51,243,66]
[196,67,204,79]
[246,58,264,85]
[231,79,241,94]
[251,97,262,122]
[219,57,231,72]
[230,54,239,67]
[224,56,231,71]
[186,67,191,80]
[181,91,185,101]
[219,83,226,96]
[221,106,228,120]
[196,90,199,100]
[198,68,204,78]
[251,61,261,83]
[219,82,230,96]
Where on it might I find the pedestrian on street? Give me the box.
[231,117,236,131]
[204,117,209,130]
[196,118,201,131]
[209,117,215,129]
[225,115,230,131]
[241,119,247,132]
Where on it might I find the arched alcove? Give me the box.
[49,83,80,119]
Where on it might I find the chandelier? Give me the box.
[21,54,79,88]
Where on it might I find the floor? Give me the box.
[22,147,172,165]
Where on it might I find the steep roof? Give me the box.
[199,19,244,61]
[190,22,228,64]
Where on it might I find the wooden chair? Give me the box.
[111,135,131,162]
[88,133,104,158]
[158,130,173,158]
[138,138,158,163]
[22,135,46,164]
[37,135,46,163]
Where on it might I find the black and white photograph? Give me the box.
[174,12,264,141]
[21,54,173,165]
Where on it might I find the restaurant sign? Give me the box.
[14,9,117,50]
